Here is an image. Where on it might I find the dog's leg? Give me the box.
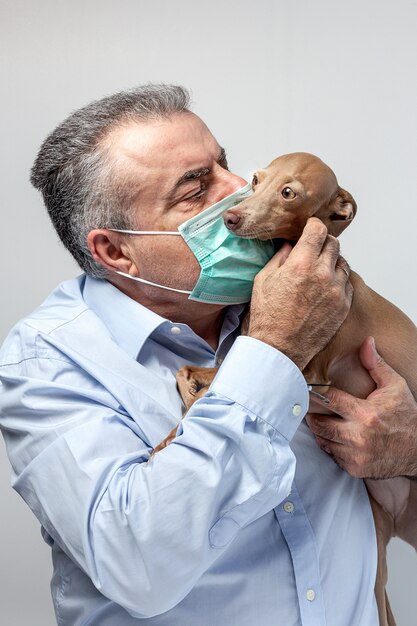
[368,493,397,626]
[148,367,218,460]
[149,425,179,460]
[176,366,218,411]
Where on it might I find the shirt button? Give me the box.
[306,589,316,602]
[292,404,302,417]
[283,501,294,513]
[170,326,182,335]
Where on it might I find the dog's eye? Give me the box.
[251,174,259,190]
[281,187,296,199]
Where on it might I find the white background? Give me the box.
[0,0,416,624]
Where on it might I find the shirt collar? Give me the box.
[82,275,245,360]
[83,276,166,359]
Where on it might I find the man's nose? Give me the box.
[213,168,247,203]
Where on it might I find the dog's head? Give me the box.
[224,152,357,241]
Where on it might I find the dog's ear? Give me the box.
[326,187,357,237]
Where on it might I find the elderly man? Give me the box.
[0,85,416,626]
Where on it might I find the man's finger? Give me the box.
[334,256,351,283]
[359,336,400,389]
[306,413,347,442]
[267,242,293,269]
[291,217,328,261]
[319,235,340,267]
[309,385,363,419]
[260,242,293,273]
[315,435,346,459]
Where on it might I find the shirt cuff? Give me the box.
[209,335,309,441]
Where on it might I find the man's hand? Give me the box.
[306,336,417,479]
[248,218,353,370]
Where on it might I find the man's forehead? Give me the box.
[103,114,225,205]
[105,113,220,169]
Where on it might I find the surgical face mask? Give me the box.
[110,183,275,305]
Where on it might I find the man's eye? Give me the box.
[185,187,205,202]
[252,174,259,190]
[281,187,296,199]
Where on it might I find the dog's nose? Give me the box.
[224,210,241,230]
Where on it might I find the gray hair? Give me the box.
[30,84,191,277]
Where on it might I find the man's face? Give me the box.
[105,112,247,299]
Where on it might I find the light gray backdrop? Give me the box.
[1,0,416,624]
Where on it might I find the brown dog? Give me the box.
[152,153,417,626]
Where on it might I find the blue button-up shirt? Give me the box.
[0,275,379,625]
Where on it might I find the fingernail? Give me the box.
[308,387,330,404]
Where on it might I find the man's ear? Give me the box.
[87,229,136,274]
[326,187,357,237]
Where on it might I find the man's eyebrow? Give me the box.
[217,146,228,166]
[170,147,228,193]
[175,166,210,187]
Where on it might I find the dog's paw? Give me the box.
[176,366,216,410]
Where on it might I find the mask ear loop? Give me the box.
[108,229,193,294]
[107,229,181,235]
[115,271,192,294]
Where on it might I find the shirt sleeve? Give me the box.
[0,333,308,618]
